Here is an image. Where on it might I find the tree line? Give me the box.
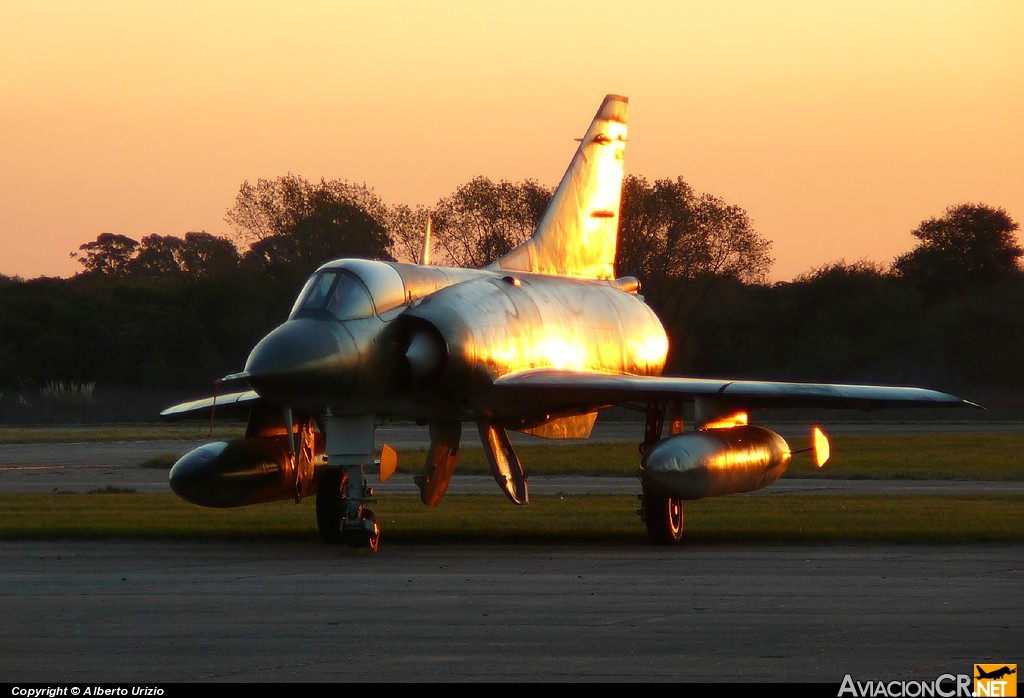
[0,172,1021,421]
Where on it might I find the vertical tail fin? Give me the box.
[488,94,628,279]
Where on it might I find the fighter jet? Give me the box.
[161,94,977,550]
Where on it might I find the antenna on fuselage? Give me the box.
[420,214,432,265]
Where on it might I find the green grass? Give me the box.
[0,424,244,444]
[400,432,1024,480]
[1,492,1021,544]
[1,424,1020,545]
[788,432,1024,480]
[3,423,1022,480]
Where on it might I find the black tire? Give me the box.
[316,468,344,544]
[345,509,380,552]
[643,490,684,545]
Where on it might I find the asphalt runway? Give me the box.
[0,421,1020,684]
[0,540,1019,683]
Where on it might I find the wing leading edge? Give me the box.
[160,390,262,421]
[489,369,980,413]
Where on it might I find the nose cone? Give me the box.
[244,318,357,408]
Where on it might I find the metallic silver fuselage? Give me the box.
[244,258,668,425]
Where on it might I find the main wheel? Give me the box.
[643,490,684,545]
[316,468,345,544]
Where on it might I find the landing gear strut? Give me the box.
[317,415,382,551]
[315,466,380,552]
[638,399,686,545]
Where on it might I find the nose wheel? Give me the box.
[348,509,380,552]
[316,466,380,551]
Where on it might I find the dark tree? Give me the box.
[226,174,393,281]
[175,232,240,277]
[616,175,773,370]
[128,234,184,279]
[75,232,240,281]
[243,195,392,272]
[386,203,433,264]
[74,233,140,276]
[778,260,920,382]
[893,203,1022,295]
[431,177,552,267]
[225,174,388,244]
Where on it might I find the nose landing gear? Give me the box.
[315,465,380,551]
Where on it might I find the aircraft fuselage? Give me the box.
[244,258,668,426]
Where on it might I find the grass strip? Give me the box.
[0,424,244,444]
[4,425,1021,479]
[397,432,1024,480]
[1,492,1020,544]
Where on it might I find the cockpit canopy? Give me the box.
[289,259,407,321]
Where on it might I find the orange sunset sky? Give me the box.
[2,0,1022,282]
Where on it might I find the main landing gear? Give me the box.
[638,484,684,545]
[637,398,686,545]
[315,466,380,552]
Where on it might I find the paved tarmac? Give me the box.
[0,540,1019,683]
[0,421,1020,684]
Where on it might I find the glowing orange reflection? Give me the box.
[813,426,830,468]
[630,333,669,370]
[701,411,749,430]
[480,322,667,375]
[483,329,591,372]
[707,444,772,472]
